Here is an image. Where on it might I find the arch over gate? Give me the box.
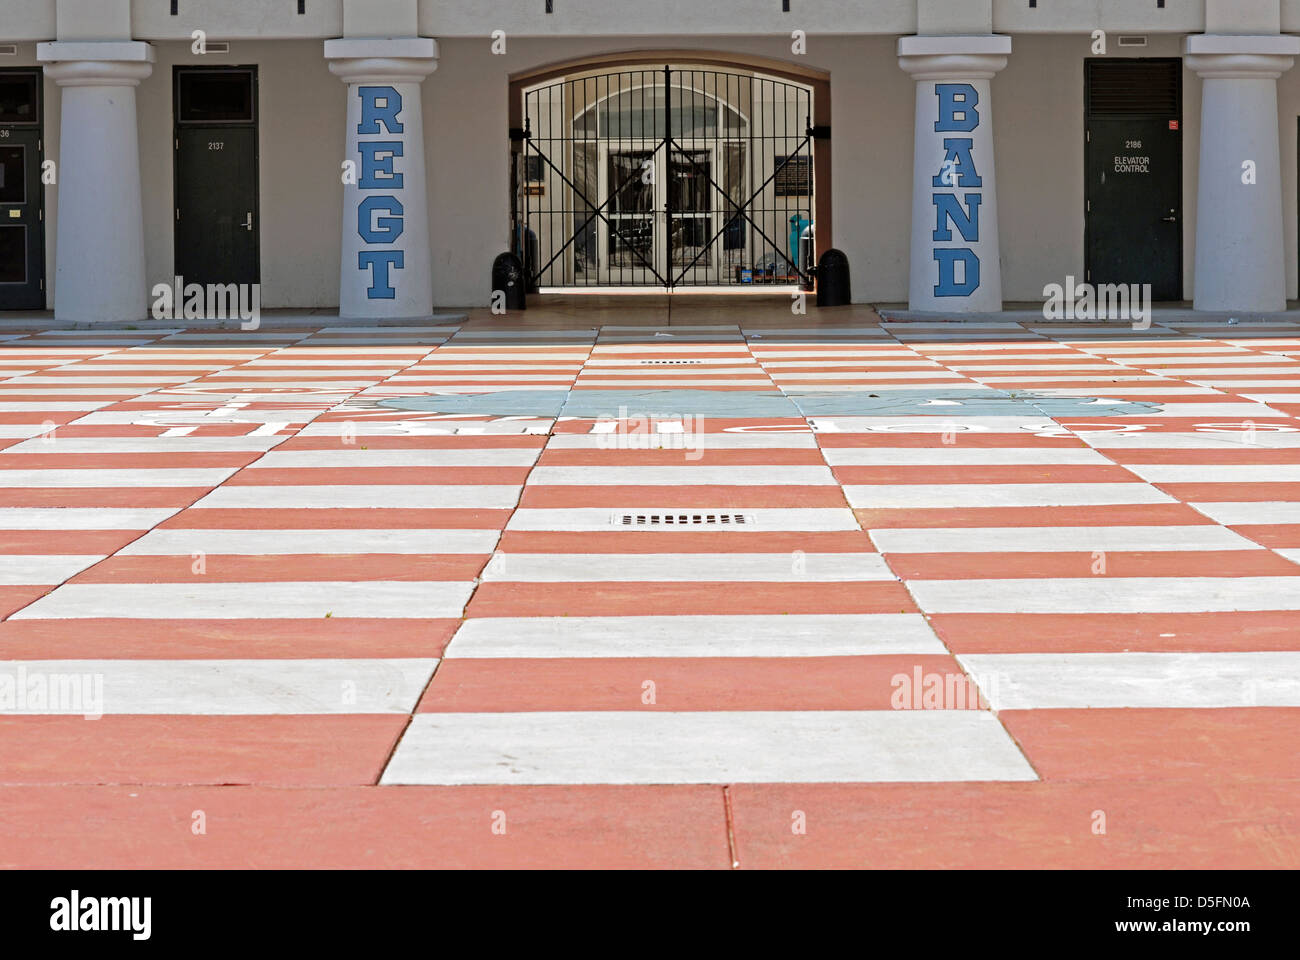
[509,53,831,291]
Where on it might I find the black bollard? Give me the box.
[491,252,527,312]
[816,248,851,307]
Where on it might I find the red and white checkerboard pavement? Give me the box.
[1,317,1298,868]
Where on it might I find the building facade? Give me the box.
[2,0,1300,319]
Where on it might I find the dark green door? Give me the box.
[175,126,259,285]
[0,69,44,310]
[1085,59,1182,301]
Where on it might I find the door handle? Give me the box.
[1161,215,1177,222]
[242,212,253,231]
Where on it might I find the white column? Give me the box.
[1186,34,1300,313]
[38,42,153,324]
[898,35,1010,313]
[326,37,437,320]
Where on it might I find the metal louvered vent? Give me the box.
[613,512,755,526]
[1086,59,1180,117]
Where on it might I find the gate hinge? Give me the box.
[810,125,831,140]
[509,127,530,141]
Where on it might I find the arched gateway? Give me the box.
[509,54,831,292]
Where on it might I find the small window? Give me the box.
[176,70,255,123]
[0,74,38,124]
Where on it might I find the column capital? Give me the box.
[898,34,1011,80]
[38,40,154,86]
[325,36,438,83]
[1185,34,1300,79]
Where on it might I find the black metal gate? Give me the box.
[511,66,815,290]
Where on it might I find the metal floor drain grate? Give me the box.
[613,512,756,527]
[635,359,706,365]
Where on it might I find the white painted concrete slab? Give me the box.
[0,507,179,529]
[11,581,475,619]
[506,507,860,531]
[248,449,541,467]
[959,652,1300,709]
[1189,502,1300,524]
[0,468,239,487]
[192,485,522,509]
[844,483,1174,508]
[445,613,946,658]
[119,529,500,555]
[869,525,1259,553]
[0,555,105,584]
[381,711,1038,784]
[526,465,836,485]
[821,448,1108,465]
[479,552,893,582]
[908,576,1300,613]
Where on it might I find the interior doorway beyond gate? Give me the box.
[510,53,830,294]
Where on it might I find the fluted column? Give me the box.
[1186,34,1300,312]
[38,41,153,323]
[898,34,1010,312]
[326,37,437,319]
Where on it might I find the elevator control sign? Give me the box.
[356,85,406,300]
[931,83,983,297]
[1114,140,1150,174]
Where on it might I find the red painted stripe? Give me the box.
[855,503,1210,528]
[465,581,916,617]
[0,530,141,554]
[883,549,1300,580]
[0,452,259,469]
[159,508,512,529]
[1002,707,1300,781]
[0,488,206,508]
[272,435,546,450]
[68,553,488,583]
[538,449,826,466]
[1156,482,1300,501]
[1104,448,1300,464]
[495,530,876,553]
[0,716,409,786]
[1230,524,1300,548]
[419,655,970,712]
[927,611,1300,653]
[519,486,848,508]
[831,464,1140,484]
[221,467,531,485]
[0,784,729,868]
[817,433,1087,448]
[728,781,1300,868]
[0,585,51,618]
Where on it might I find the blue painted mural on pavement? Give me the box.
[377,388,1160,419]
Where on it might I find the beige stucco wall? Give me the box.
[7,25,1300,308]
